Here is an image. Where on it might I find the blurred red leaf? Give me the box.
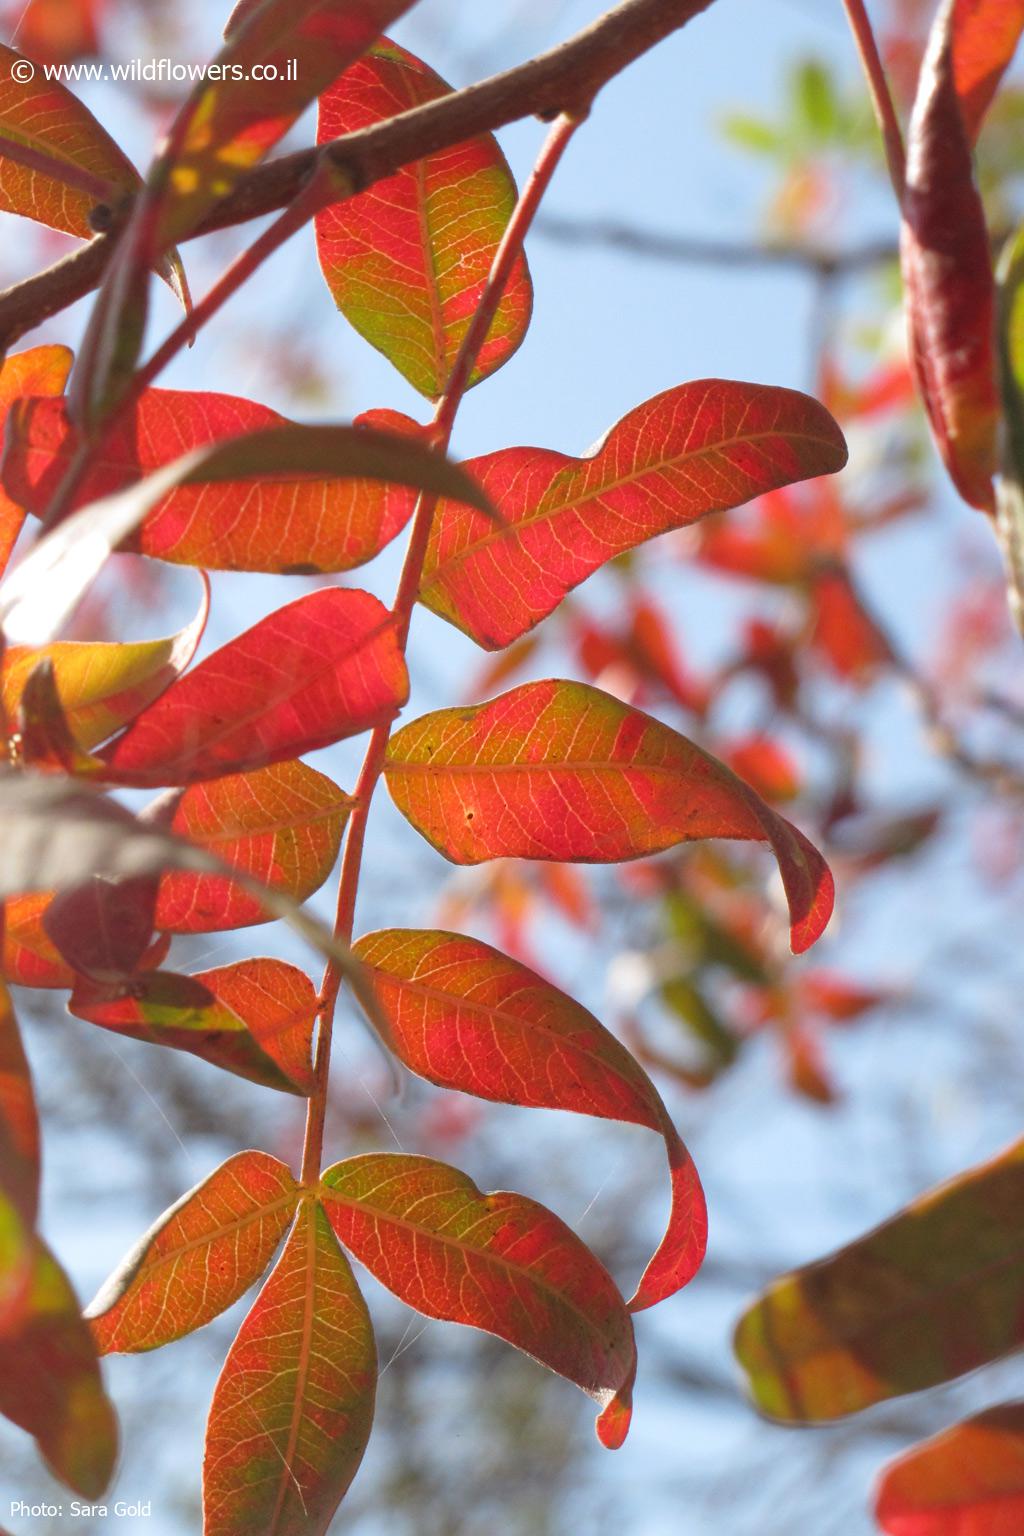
[352,928,707,1309]
[901,1,999,511]
[0,980,38,1226]
[735,1135,1024,1420]
[809,568,894,681]
[949,0,1024,143]
[9,0,104,64]
[384,680,834,953]
[88,1151,299,1354]
[145,760,350,933]
[0,892,167,990]
[69,959,320,1094]
[0,346,72,575]
[419,381,847,649]
[320,1152,637,1448]
[725,735,802,802]
[44,873,158,981]
[316,38,532,398]
[99,589,408,786]
[3,390,421,573]
[875,1400,1024,1535]
[203,1201,375,1536]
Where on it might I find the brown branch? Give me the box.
[534,213,901,275]
[0,0,715,350]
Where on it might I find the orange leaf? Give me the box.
[87,1151,299,1354]
[352,928,707,1309]
[0,345,72,574]
[145,761,350,933]
[876,1401,1024,1535]
[384,680,833,953]
[320,1152,636,1448]
[69,959,320,1094]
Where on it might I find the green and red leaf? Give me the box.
[0,1234,117,1498]
[419,381,848,649]
[203,1200,376,1536]
[69,958,321,1094]
[875,1401,1024,1535]
[384,680,833,952]
[734,1135,1024,1421]
[316,38,532,398]
[87,1150,299,1354]
[352,928,707,1309]
[145,761,350,933]
[320,1152,637,1448]
[99,589,408,786]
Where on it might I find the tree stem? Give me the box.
[299,112,584,1188]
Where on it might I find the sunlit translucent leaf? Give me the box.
[875,1401,1024,1535]
[734,1135,1024,1421]
[0,346,73,576]
[145,761,350,934]
[352,929,706,1310]
[2,592,208,751]
[0,980,38,1225]
[949,0,1024,143]
[69,958,320,1094]
[0,420,487,645]
[203,1200,376,1536]
[321,1152,636,1447]
[902,3,998,511]
[87,1150,299,1353]
[0,1234,117,1498]
[149,0,418,249]
[418,380,847,649]
[315,38,532,398]
[384,680,834,953]
[0,392,455,573]
[0,44,137,238]
[99,588,408,786]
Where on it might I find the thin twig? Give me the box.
[839,0,906,197]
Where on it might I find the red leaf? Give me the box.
[810,568,894,681]
[316,39,532,398]
[0,43,137,239]
[419,381,847,649]
[0,1234,117,1498]
[352,929,707,1310]
[949,0,1024,143]
[875,1401,1024,1535]
[99,589,408,786]
[0,893,167,990]
[901,2,999,511]
[69,959,320,1094]
[384,680,834,953]
[320,1152,637,1448]
[0,346,72,574]
[3,390,420,572]
[725,736,802,802]
[87,1151,299,1354]
[203,1201,376,1536]
[0,980,39,1225]
[145,761,350,933]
